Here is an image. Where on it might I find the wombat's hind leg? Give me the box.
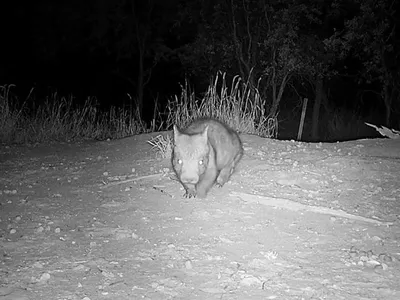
[217,149,243,187]
[216,161,234,187]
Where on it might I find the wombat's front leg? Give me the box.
[196,164,218,198]
[183,183,196,198]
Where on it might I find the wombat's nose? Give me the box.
[181,175,198,184]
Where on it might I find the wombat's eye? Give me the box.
[178,159,182,164]
[199,160,204,165]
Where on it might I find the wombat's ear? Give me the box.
[173,125,180,141]
[202,125,209,138]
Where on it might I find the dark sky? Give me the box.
[0,0,185,110]
[0,0,398,127]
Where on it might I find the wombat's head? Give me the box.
[172,125,210,184]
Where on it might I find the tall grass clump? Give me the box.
[0,84,146,144]
[166,72,276,137]
[0,85,22,142]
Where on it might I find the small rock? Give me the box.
[33,262,44,268]
[371,236,382,242]
[359,251,366,257]
[73,264,87,271]
[378,253,393,263]
[37,273,51,285]
[349,246,358,253]
[365,260,380,268]
[35,226,44,234]
[240,276,262,287]
[115,231,131,240]
[349,251,358,259]
[185,260,193,269]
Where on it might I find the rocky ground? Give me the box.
[0,132,399,300]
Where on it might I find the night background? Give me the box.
[1,0,399,143]
[1,2,400,298]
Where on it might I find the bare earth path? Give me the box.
[0,133,399,300]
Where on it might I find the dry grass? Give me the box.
[147,134,172,159]
[1,72,277,147]
[0,84,146,144]
[165,72,277,138]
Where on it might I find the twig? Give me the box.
[153,185,174,198]
[231,191,393,226]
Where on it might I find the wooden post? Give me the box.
[297,98,308,141]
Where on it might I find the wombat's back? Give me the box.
[185,118,243,169]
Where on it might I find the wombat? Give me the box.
[172,118,243,198]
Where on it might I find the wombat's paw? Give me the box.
[216,176,227,188]
[215,181,224,188]
[216,168,231,188]
[184,189,196,198]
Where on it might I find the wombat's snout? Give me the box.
[180,173,199,184]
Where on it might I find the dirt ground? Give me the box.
[0,132,399,300]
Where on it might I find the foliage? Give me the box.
[29,1,89,65]
[324,0,399,125]
[88,0,179,116]
[176,0,336,118]
[89,0,175,65]
[325,0,397,83]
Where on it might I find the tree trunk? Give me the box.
[383,81,391,127]
[136,43,144,120]
[311,77,323,141]
[269,73,289,118]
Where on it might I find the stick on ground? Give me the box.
[231,191,393,226]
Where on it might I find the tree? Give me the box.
[89,0,175,118]
[178,0,334,124]
[325,0,399,127]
